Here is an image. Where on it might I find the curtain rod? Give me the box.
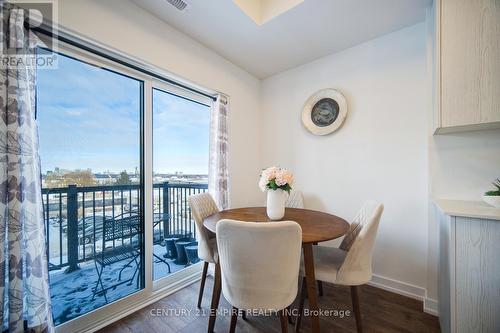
[31,23,218,102]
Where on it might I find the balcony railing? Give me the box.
[42,182,208,272]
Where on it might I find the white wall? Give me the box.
[57,0,262,207]
[260,24,429,290]
[430,131,500,200]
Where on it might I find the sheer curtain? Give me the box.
[0,3,54,332]
[208,94,229,210]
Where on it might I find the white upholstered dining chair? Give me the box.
[286,190,304,208]
[216,219,302,333]
[296,201,384,333]
[188,193,219,309]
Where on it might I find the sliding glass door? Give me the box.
[36,49,144,325]
[151,85,211,282]
[35,40,215,328]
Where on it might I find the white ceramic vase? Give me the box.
[267,189,287,220]
[483,195,500,208]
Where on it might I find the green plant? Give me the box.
[484,178,500,196]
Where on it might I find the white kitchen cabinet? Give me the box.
[436,200,500,332]
[433,0,500,134]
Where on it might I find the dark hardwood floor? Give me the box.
[99,277,440,333]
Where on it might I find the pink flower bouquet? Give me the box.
[259,166,294,193]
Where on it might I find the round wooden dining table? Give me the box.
[203,207,350,333]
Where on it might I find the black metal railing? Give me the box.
[42,182,208,272]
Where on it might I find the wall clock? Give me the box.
[301,89,347,135]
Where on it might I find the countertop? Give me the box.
[434,199,500,220]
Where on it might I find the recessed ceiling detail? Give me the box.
[233,0,304,25]
[133,0,432,78]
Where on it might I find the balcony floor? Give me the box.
[50,245,189,325]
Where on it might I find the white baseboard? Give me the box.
[369,274,425,300]
[368,274,438,317]
[424,297,438,316]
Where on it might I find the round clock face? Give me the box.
[302,89,347,136]
[311,98,339,127]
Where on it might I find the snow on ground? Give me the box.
[50,245,189,325]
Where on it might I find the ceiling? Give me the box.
[133,0,432,78]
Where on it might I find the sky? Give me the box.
[37,52,210,175]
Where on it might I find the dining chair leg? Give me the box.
[311,243,323,297]
[351,285,363,333]
[229,306,238,333]
[295,276,307,332]
[303,244,321,333]
[278,309,288,333]
[197,261,209,308]
[207,263,221,333]
[317,281,323,296]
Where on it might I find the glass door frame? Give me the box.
[42,41,206,333]
[150,79,213,291]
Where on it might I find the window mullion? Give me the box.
[143,79,154,292]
